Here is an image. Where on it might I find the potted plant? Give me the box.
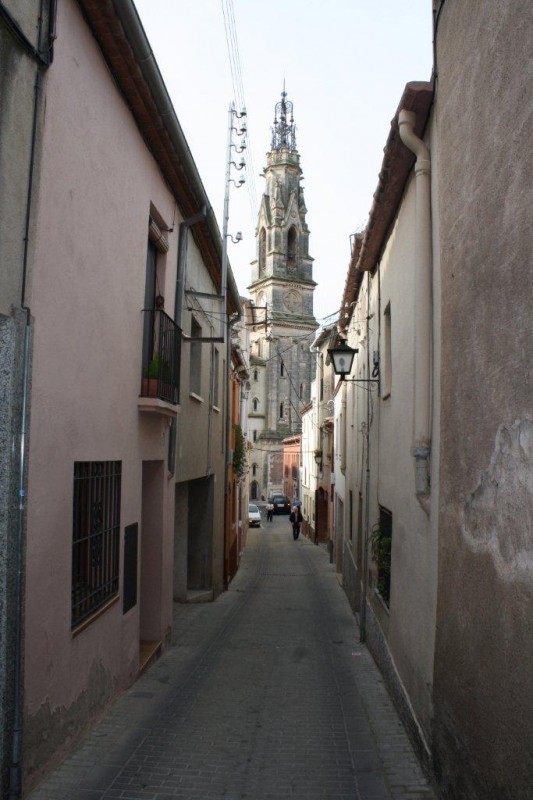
[142,354,165,397]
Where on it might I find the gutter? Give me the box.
[78,0,240,314]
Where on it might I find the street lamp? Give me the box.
[327,339,378,385]
[327,340,358,380]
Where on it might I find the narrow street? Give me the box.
[29,517,436,800]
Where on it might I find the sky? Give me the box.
[134,0,433,326]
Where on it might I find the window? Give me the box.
[190,316,202,396]
[279,402,284,419]
[252,463,257,477]
[72,461,121,628]
[254,369,258,381]
[252,398,259,412]
[280,360,284,377]
[259,228,266,273]
[319,354,324,401]
[372,506,392,607]
[142,220,168,372]
[383,302,392,398]
[253,430,257,442]
[213,349,220,407]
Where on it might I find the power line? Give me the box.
[220,0,258,217]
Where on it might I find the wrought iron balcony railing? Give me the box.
[140,309,180,405]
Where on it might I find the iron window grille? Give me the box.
[72,461,121,628]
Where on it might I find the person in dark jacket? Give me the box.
[289,506,303,540]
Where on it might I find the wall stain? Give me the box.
[23,659,116,792]
[462,419,533,579]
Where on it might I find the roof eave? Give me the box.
[77,0,240,315]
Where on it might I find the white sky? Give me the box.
[134,0,433,325]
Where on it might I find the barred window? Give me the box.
[72,461,121,629]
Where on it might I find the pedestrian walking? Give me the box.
[266,501,274,522]
[289,505,303,540]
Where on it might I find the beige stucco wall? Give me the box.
[342,162,439,749]
[22,0,182,781]
[173,233,226,597]
[375,180,437,738]
[433,2,533,797]
[300,401,316,528]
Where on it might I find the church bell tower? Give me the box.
[247,90,317,500]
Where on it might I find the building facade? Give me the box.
[323,2,532,797]
[247,92,317,501]
[282,435,301,503]
[0,0,241,793]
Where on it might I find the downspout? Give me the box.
[340,382,347,474]
[8,2,56,796]
[398,110,432,513]
[360,284,372,643]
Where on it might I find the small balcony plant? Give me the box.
[142,353,172,398]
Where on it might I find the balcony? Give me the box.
[138,309,181,418]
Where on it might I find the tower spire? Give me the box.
[271,88,296,152]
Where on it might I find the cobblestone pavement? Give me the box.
[28,519,437,800]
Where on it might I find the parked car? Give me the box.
[268,495,291,514]
[248,503,262,527]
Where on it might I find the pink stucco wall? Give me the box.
[23,0,179,777]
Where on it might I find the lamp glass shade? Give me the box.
[327,341,358,377]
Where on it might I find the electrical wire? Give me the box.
[220,0,258,217]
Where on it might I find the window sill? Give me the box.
[212,404,221,413]
[372,586,390,615]
[189,392,204,404]
[72,594,119,637]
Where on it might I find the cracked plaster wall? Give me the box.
[434,1,533,798]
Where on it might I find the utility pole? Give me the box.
[222,104,247,584]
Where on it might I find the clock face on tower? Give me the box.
[283,290,302,313]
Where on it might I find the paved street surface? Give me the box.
[28,516,437,800]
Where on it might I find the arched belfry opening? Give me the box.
[287,226,297,271]
[259,228,266,274]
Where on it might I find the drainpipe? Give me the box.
[360,286,372,643]
[340,382,347,474]
[7,2,56,795]
[398,110,432,513]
